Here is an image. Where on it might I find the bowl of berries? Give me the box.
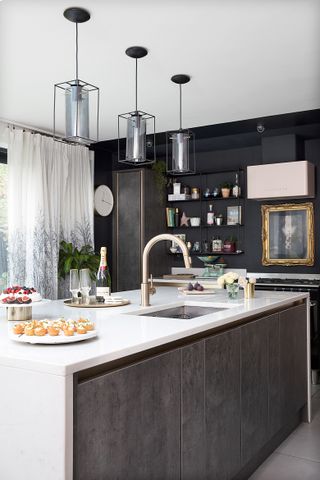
[0,285,42,305]
[0,286,50,321]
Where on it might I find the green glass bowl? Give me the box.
[197,256,220,264]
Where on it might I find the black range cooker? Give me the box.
[254,276,320,382]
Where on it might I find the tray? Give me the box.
[64,298,130,308]
[9,329,97,344]
[162,274,196,280]
[178,287,215,296]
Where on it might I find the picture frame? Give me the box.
[227,206,242,225]
[261,203,314,266]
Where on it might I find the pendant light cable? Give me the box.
[135,58,138,112]
[75,22,79,80]
[179,84,182,130]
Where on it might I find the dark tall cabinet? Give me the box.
[113,168,169,292]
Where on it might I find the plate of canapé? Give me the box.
[9,317,97,344]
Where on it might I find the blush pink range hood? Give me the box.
[247,160,315,200]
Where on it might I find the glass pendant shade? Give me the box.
[65,83,89,139]
[53,8,99,145]
[118,46,156,165]
[167,129,195,174]
[126,113,146,162]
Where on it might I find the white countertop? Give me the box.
[0,287,308,377]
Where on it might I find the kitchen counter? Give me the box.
[0,287,309,376]
[0,287,310,480]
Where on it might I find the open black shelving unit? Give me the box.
[166,168,245,258]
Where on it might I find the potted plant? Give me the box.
[223,236,237,253]
[220,182,232,198]
[58,241,100,281]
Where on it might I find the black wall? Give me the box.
[93,109,320,275]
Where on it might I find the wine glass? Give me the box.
[80,268,91,302]
[70,269,80,304]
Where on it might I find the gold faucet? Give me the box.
[141,233,192,307]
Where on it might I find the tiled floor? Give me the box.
[249,385,320,479]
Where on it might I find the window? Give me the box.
[0,148,8,287]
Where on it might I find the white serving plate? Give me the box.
[178,287,215,296]
[9,328,97,344]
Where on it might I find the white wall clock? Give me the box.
[94,185,114,217]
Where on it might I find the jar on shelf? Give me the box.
[182,185,190,196]
[215,214,223,226]
[192,241,200,252]
[191,187,200,200]
[212,237,223,252]
[203,187,211,199]
[212,187,220,197]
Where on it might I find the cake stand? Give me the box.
[0,299,51,321]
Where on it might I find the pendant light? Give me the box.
[118,46,155,165]
[53,7,99,144]
[166,75,195,175]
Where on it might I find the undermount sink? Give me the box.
[139,305,229,320]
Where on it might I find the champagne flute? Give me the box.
[80,268,91,302]
[70,269,80,303]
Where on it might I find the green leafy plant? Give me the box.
[224,235,237,243]
[151,160,168,202]
[220,182,232,189]
[58,241,100,281]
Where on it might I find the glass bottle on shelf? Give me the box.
[174,208,180,227]
[232,173,241,198]
[202,240,210,253]
[207,204,214,225]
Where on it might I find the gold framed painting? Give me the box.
[261,203,314,266]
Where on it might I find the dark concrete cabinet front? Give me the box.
[205,329,241,479]
[74,303,308,480]
[75,350,181,480]
[241,316,270,465]
[280,304,308,423]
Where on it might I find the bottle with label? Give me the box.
[232,173,241,198]
[96,246,111,297]
[207,204,214,225]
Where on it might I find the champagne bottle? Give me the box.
[96,247,111,297]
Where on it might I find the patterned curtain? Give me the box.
[7,128,94,299]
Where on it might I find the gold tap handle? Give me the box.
[149,274,156,296]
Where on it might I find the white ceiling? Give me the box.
[1,0,320,141]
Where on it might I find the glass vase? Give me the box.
[226,283,239,299]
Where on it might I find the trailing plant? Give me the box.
[151,160,168,203]
[58,241,100,281]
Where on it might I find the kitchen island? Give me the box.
[0,287,310,480]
